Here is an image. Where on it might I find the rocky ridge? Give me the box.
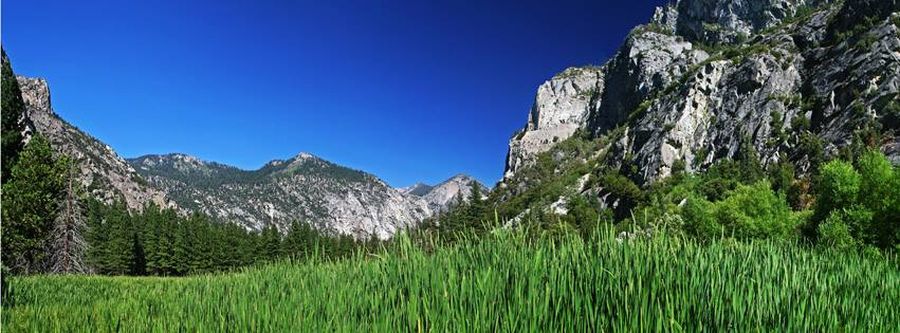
[504,0,899,188]
[401,174,488,213]
[16,76,171,211]
[128,153,432,239]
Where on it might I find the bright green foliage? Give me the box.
[816,160,861,218]
[683,181,798,240]
[813,151,899,249]
[1,135,68,274]
[713,181,798,239]
[856,150,899,247]
[681,194,719,238]
[817,215,856,250]
[3,231,898,331]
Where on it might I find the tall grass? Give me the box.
[3,229,898,332]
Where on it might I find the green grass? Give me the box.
[3,230,899,332]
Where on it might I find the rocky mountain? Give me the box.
[504,0,899,191]
[128,153,431,239]
[401,174,487,213]
[15,76,171,211]
[398,183,434,197]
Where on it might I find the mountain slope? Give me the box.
[401,174,488,213]
[15,76,171,211]
[128,153,431,238]
[504,0,899,185]
[499,0,899,218]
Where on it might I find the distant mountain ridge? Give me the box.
[128,152,432,238]
[400,174,488,213]
[9,57,472,239]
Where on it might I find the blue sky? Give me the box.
[3,0,666,187]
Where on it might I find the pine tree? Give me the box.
[84,199,111,273]
[47,162,89,274]
[260,225,282,261]
[102,203,135,275]
[1,135,67,274]
[467,182,486,230]
[283,220,318,259]
[1,48,27,184]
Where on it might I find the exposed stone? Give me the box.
[504,67,604,179]
[16,77,172,211]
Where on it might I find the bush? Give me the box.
[712,181,797,239]
[811,150,899,249]
[681,195,719,239]
[682,181,797,240]
[598,171,643,218]
[817,214,856,250]
[815,160,861,220]
[855,150,898,247]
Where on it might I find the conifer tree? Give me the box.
[1,135,67,274]
[1,48,27,184]
[101,203,135,275]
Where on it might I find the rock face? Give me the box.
[402,174,488,212]
[505,67,604,178]
[16,76,171,211]
[128,153,432,239]
[504,0,900,184]
[398,183,434,197]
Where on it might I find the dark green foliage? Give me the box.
[769,110,787,146]
[791,114,811,131]
[768,160,795,195]
[797,132,825,170]
[260,225,283,261]
[671,159,686,176]
[597,171,642,218]
[82,199,373,276]
[560,195,609,237]
[1,48,27,184]
[282,220,319,259]
[1,135,68,274]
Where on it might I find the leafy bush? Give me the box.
[680,181,798,240]
[817,214,856,250]
[681,194,719,239]
[812,150,899,249]
[711,181,798,239]
[815,160,860,219]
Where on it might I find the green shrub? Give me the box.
[712,181,797,239]
[598,172,642,203]
[811,150,899,249]
[817,214,857,250]
[681,195,719,239]
[815,160,861,219]
[856,150,899,247]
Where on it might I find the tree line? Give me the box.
[2,48,372,277]
[85,202,366,276]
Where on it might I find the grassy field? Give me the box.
[3,230,899,332]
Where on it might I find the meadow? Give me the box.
[3,229,899,332]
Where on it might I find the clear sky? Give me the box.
[3,0,666,187]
